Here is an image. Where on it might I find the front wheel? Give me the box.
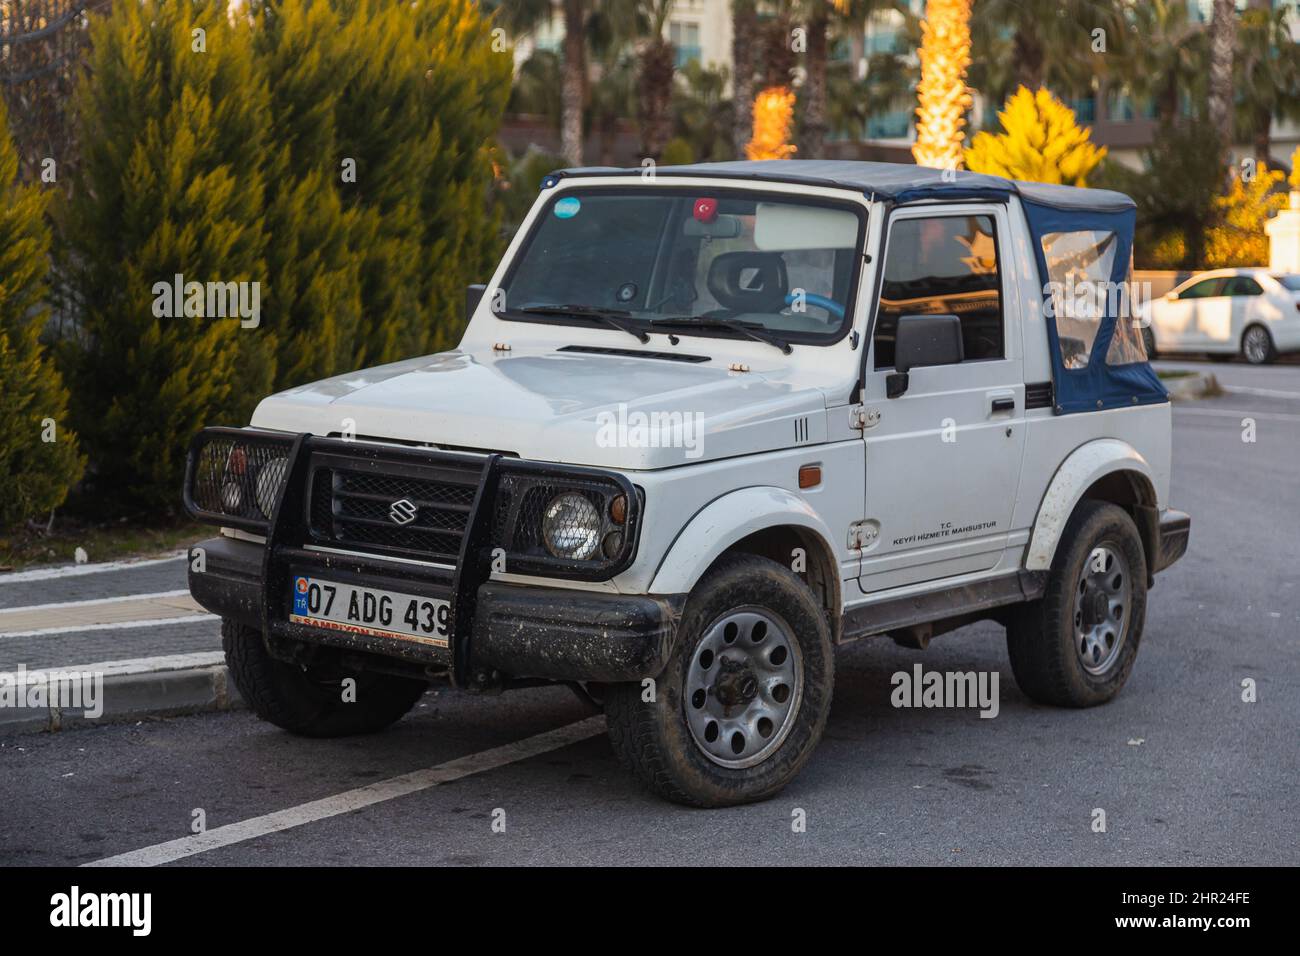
[605,554,833,807]
[1242,324,1276,365]
[1006,501,1147,707]
[222,620,428,736]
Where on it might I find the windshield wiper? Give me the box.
[517,304,649,343]
[649,316,793,355]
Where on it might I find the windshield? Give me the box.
[497,187,867,345]
[1274,274,1300,292]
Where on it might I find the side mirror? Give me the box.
[466,283,488,322]
[1164,291,1177,301]
[887,314,964,398]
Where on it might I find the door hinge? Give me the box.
[851,406,881,430]
[848,520,879,549]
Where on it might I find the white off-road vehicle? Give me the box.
[185,160,1189,807]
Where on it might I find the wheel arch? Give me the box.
[648,488,843,642]
[1026,440,1159,576]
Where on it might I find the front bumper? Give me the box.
[188,535,681,683]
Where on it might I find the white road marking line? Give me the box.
[0,614,218,639]
[11,651,227,675]
[0,589,191,613]
[1174,406,1300,423]
[0,552,186,584]
[83,715,608,867]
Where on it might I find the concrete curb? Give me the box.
[1162,372,1220,401]
[0,652,243,735]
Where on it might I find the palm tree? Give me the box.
[731,0,759,157]
[912,0,973,169]
[635,0,676,160]
[970,0,1124,122]
[1207,0,1237,151]
[673,60,734,161]
[826,10,919,141]
[800,0,893,160]
[559,0,590,164]
[1111,0,1205,126]
[1233,5,1300,162]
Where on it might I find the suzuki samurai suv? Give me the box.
[185,160,1190,807]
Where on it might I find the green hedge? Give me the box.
[56,0,511,512]
[0,98,85,529]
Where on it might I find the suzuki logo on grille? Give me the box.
[389,498,418,525]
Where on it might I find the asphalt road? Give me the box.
[3,359,1297,867]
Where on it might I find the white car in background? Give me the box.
[1141,268,1300,364]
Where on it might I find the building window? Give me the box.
[669,21,701,68]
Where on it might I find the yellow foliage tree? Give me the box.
[1205,163,1288,268]
[912,0,973,170]
[965,87,1107,186]
[746,87,798,161]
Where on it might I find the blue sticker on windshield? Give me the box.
[553,196,581,219]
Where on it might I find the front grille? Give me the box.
[309,459,482,564]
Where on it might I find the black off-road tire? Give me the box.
[222,619,428,737]
[1006,501,1147,708]
[604,554,834,807]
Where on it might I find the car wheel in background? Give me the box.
[1140,324,1157,360]
[1241,324,1276,365]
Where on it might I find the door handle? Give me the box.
[991,397,1015,413]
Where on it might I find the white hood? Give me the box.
[250,346,829,469]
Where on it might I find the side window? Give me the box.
[873,214,1003,369]
[1106,259,1148,366]
[1041,230,1118,369]
[1178,278,1224,300]
[1222,276,1263,297]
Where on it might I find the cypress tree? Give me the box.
[0,98,85,529]
[252,0,363,387]
[57,0,275,510]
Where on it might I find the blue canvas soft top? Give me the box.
[545,160,1164,414]
[545,159,1137,212]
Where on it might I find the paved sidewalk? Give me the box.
[0,553,221,672]
[0,590,209,635]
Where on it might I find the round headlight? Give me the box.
[542,492,601,560]
[220,479,243,514]
[255,456,289,518]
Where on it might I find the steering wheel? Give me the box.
[783,292,845,319]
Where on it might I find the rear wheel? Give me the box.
[222,619,428,736]
[605,554,833,807]
[1242,324,1276,365]
[1140,324,1157,360]
[1006,501,1147,707]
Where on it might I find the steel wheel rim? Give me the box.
[1244,327,1270,363]
[1074,544,1131,676]
[684,607,803,769]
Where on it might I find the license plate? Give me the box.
[289,575,451,648]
